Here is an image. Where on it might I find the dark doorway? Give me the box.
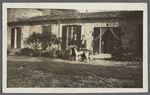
[11,28,15,48]
[101,27,121,54]
[101,28,114,53]
[17,27,21,48]
[11,27,21,48]
[93,27,100,54]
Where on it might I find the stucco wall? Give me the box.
[7,17,142,54]
[60,18,142,53]
[7,25,43,49]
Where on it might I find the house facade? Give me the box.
[7,11,143,55]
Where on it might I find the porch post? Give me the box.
[99,27,102,54]
[66,26,68,49]
[14,28,17,48]
[58,20,60,37]
[58,20,60,51]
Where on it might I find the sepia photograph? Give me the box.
[3,3,148,93]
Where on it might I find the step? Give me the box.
[91,54,112,59]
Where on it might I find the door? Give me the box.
[102,28,114,53]
[62,26,67,50]
[101,27,121,54]
[76,26,81,49]
[93,27,100,54]
[11,28,15,48]
[17,27,21,48]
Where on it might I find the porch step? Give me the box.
[91,54,112,59]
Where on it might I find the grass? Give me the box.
[7,56,143,88]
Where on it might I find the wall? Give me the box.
[7,17,142,54]
[7,25,43,49]
[60,18,142,53]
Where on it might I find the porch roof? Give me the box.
[8,11,142,25]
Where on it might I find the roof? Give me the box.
[8,11,143,24]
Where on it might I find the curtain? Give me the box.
[91,27,108,47]
[93,27,108,41]
[109,28,120,40]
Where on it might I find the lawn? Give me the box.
[7,56,143,88]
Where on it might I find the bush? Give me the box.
[33,51,41,57]
[21,48,33,56]
[111,47,142,61]
[15,52,22,56]
[111,47,128,61]
[57,49,71,59]
[41,52,50,57]
[7,50,10,55]
[24,32,42,51]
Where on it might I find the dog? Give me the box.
[70,45,93,62]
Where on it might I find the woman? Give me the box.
[80,35,86,50]
[80,35,89,62]
[71,34,78,48]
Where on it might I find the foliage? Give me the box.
[41,49,58,58]
[15,52,22,56]
[21,48,34,56]
[111,47,142,61]
[57,49,72,59]
[7,50,10,55]
[24,32,42,51]
[24,31,61,57]
[41,31,61,50]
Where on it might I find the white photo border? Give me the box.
[3,3,148,93]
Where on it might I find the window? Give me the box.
[67,26,79,45]
[43,26,51,33]
[62,25,81,50]
[11,27,21,48]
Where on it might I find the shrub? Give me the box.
[111,47,142,61]
[33,50,41,57]
[15,52,22,56]
[41,52,50,57]
[24,32,42,52]
[24,31,61,56]
[111,47,128,61]
[57,49,71,59]
[7,50,10,55]
[21,48,33,56]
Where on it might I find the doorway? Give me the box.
[93,27,100,54]
[93,27,121,54]
[11,27,21,48]
[101,28,114,53]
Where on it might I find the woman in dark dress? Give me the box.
[80,35,86,50]
[80,35,88,61]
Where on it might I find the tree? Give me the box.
[24,32,42,52]
[41,31,61,51]
[24,31,61,57]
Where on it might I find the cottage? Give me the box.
[7,10,143,57]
